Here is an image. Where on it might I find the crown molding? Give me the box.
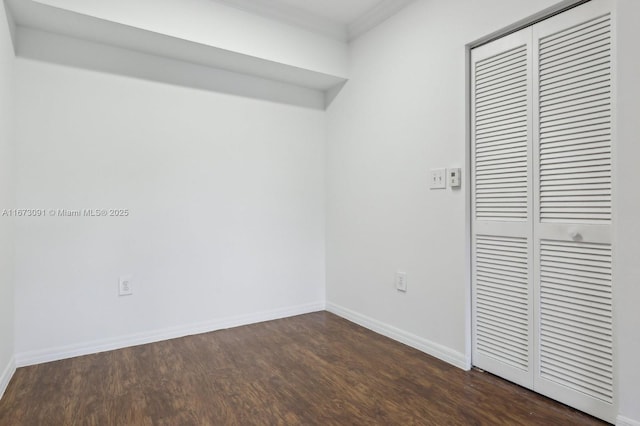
[212,0,348,42]
[210,0,416,43]
[348,0,416,41]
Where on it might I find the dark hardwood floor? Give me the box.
[0,312,606,425]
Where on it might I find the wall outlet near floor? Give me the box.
[395,271,407,292]
[119,275,133,296]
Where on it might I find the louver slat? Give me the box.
[539,15,612,223]
[475,45,529,221]
[539,240,613,404]
[475,236,529,370]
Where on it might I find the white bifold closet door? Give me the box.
[471,0,614,422]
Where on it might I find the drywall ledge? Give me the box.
[17,27,326,109]
[5,0,348,92]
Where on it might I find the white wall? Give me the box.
[327,0,640,421]
[13,57,326,363]
[326,0,560,367]
[0,0,15,398]
[613,0,640,422]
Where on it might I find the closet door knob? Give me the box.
[569,231,582,241]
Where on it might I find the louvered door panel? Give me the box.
[472,29,534,389]
[539,240,613,403]
[473,2,615,421]
[475,45,529,221]
[475,235,529,370]
[532,1,615,422]
[538,14,612,223]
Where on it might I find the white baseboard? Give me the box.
[618,415,640,426]
[0,356,16,400]
[15,301,325,367]
[326,302,469,370]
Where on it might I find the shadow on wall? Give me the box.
[16,27,330,110]
[325,81,347,108]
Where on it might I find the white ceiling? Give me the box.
[264,0,387,25]
[214,0,416,41]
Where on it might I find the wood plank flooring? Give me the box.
[0,312,606,425]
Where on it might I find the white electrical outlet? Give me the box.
[395,272,407,292]
[430,169,446,189]
[119,275,133,296]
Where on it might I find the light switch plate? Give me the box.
[430,169,446,189]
